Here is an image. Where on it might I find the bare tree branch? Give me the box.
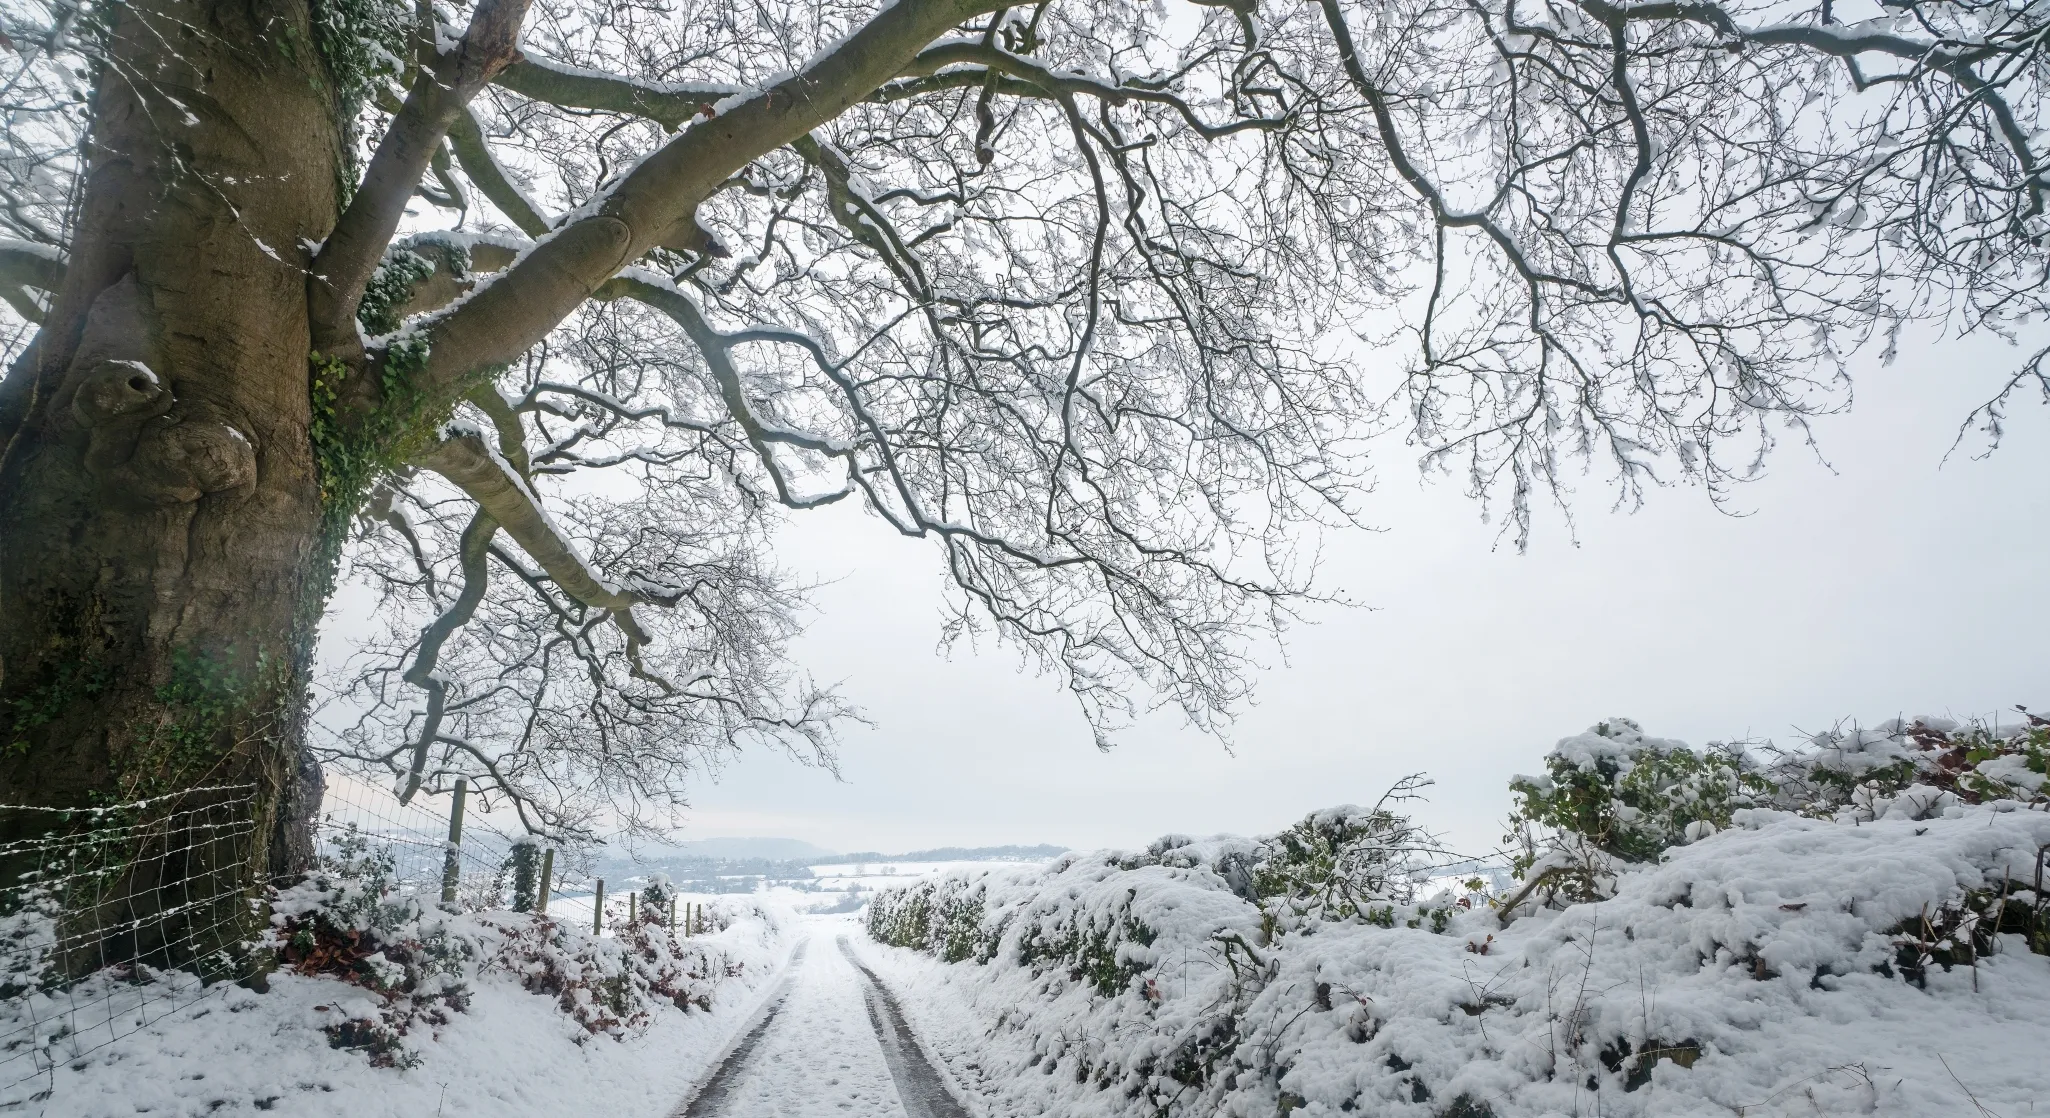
[0,240,61,323]
[447,106,555,238]
[493,54,742,131]
[397,509,497,804]
[414,427,659,613]
[414,0,1012,393]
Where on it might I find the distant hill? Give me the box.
[664,836,836,861]
[824,843,1068,863]
[584,839,1068,894]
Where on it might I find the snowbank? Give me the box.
[859,719,2050,1118]
[3,897,794,1116]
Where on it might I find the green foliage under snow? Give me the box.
[1508,712,2050,906]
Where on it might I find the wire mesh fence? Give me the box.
[0,786,258,1103]
[0,770,551,1106]
[311,772,525,912]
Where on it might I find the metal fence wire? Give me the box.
[311,773,524,911]
[0,771,532,1106]
[0,786,257,1103]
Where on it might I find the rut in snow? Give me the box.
[672,935,970,1118]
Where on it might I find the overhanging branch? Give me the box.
[891,40,1284,138]
[595,272,858,510]
[448,105,554,238]
[397,510,497,804]
[415,0,1010,397]
[493,55,741,131]
[413,428,645,612]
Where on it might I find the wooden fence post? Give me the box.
[537,848,554,915]
[439,778,467,905]
[593,879,605,935]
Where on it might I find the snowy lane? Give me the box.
[672,931,970,1118]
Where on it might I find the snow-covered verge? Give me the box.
[860,715,2050,1118]
[0,849,795,1116]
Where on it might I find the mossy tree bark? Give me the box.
[0,0,344,965]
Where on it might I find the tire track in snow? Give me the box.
[668,932,976,1118]
[837,936,973,1118]
[671,939,809,1117]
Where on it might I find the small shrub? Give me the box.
[1885,874,2050,985]
[1759,713,2049,819]
[270,828,476,1065]
[1251,776,1450,929]
[491,911,738,1034]
[272,833,764,1061]
[1506,718,1770,903]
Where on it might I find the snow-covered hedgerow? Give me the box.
[268,837,784,1061]
[868,777,1462,965]
[861,716,2050,1118]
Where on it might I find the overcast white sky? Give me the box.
[319,321,2050,859]
[663,325,2050,858]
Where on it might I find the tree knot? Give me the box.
[71,360,173,427]
[71,360,257,503]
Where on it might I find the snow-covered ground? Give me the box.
[856,805,2050,1117]
[10,810,2047,1118]
[1,903,795,1117]
[9,714,2046,1117]
[680,932,904,1116]
[0,903,996,1118]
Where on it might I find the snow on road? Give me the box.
[673,929,969,1118]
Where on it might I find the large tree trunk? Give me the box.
[0,0,345,968]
